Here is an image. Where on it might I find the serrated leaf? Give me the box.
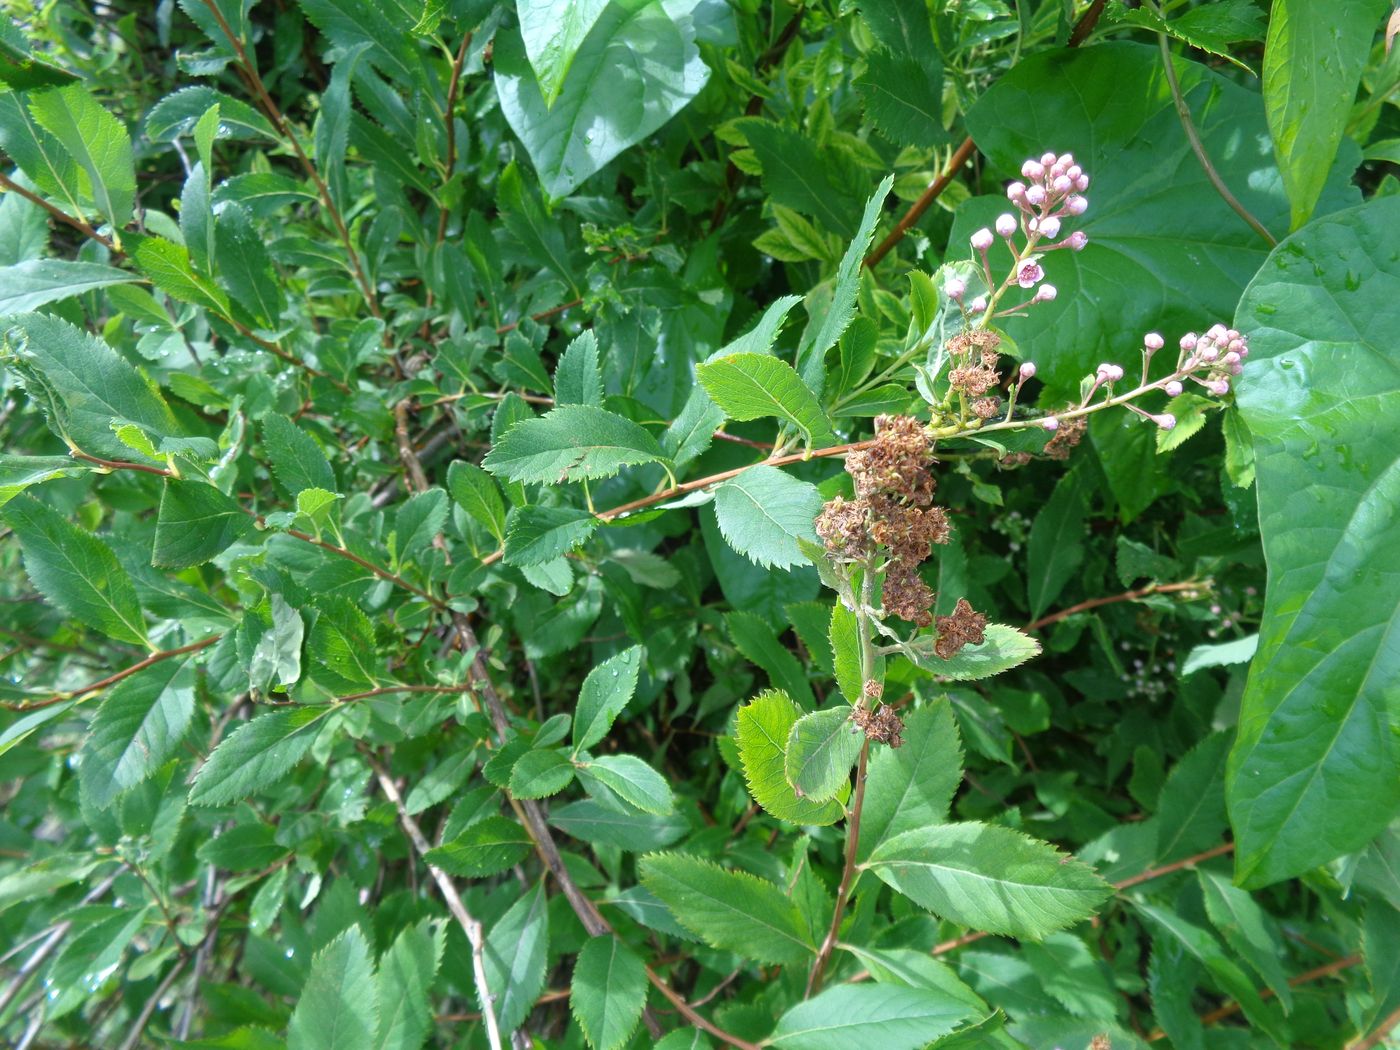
[27,83,135,230]
[864,822,1112,940]
[483,404,668,484]
[857,50,945,148]
[425,815,533,878]
[784,707,861,803]
[130,233,233,317]
[554,329,604,405]
[154,480,253,568]
[196,821,286,872]
[581,754,673,815]
[0,454,85,506]
[503,504,599,566]
[713,465,824,570]
[1,493,147,645]
[481,881,549,1033]
[829,602,863,706]
[570,935,647,1050]
[696,353,836,447]
[639,852,815,965]
[510,748,576,798]
[735,689,846,826]
[859,701,963,862]
[447,460,507,544]
[80,658,197,809]
[287,926,379,1050]
[309,596,380,691]
[145,84,277,142]
[373,920,444,1050]
[726,609,816,710]
[902,624,1041,682]
[262,413,336,497]
[394,488,448,560]
[0,259,140,313]
[189,706,331,805]
[770,984,967,1050]
[572,646,643,753]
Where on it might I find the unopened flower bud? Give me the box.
[996,213,1018,237]
[945,277,966,300]
[1025,184,1047,206]
[1042,416,1060,431]
[1066,195,1088,215]
[971,228,994,251]
[1050,161,1068,180]
[1068,231,1088,251]
[1037,216,1062,239]
[1041,151,1057,166]
[1052,174,1073,194]
[1066,164,1082,180]
[1017,262,1044,288]
[1209,379,1230,395]
[1059,152,1074,167]
[1097,363,1124,382]
[1228,338,1245,354]
[1075,173,1090,191]
[1019,362,1037,380]
[1007,181,1028,204]
[1164,380,1183,397]
[1021,160,1044,180]
[1153,413,1176,430]
[1200,346,1219,362]
[1180,332,1198,351]
[1228,362,1243,375]
[1143,332,1164,351]
[1226,328,1241,342]
[1223,350,1240,365]
[1033,283,1057,302]
[1207,324,1229,341]
[969,295,987,314]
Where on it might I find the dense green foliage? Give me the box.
[1,1,1399,1048]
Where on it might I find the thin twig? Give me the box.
[1349,1001,1400,1050]
[1025,580,1201,633]
[1157,32,1276,247]
[2,635,221,711]
[645,968,765,1050]
[495,297,584,335]
[807,740,870,995]
[116,956,188,1050]
[1113,841,1235,890]
[437,32,474,245]
[0,171,115,249]
[864,136,978,268]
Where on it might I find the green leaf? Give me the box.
[582,754,674,815]
[215,201,285,326]
[1,494,147,646]
[549,799,686,852]
[0,23,77,90]
[154,480,254,568]
[393,488,448,560]
[770,984,968,1050]
[447,460,507,544]
[130,234,233,317]
[639,852,815,965]
[262,413,336,497]
[726,609,816,710]
[738,119,867,238]
[857,50,945,149]
[497,161,574,289]
[1198,869,1293,1010]
[784,707,862,803]
[81,658,197,809]
[309,596,380,691]
[572,645,643,753]
[519,0,610,107]
[859,701,963,862]
[189,706,331,805]
[1156,731,1231,865]
[27,84,135,230]
[864,822,1113,940]
[1025,468,1086,618]
[1,311,182,460]
[425,815,533,878]
[1180,634,1258,677]
[554,330,604,406]
[696,353,836,447]
[713,465,824,570]
[196,821,287,872]
[510,748,576,798]
[145,85,277,142]
[0,259,140,314]
[570,935,648,1050]
[1109,0,1265,72]
[287,925,379,1050]
[1263,0,1388,228]
[481,881,549,1033]
[1228,196,1400,888]
[495,3,709,198]
[829,602,863,706]
[503,504,599,566]
[483,404,668,484]
[902,624,1041,682]
[373,920,444,1050]
[735,689,846,826]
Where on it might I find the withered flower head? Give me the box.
[972,396,1001,419]
[934,597,987,659]
[1044,412,1087,460]
[853,704,904,748]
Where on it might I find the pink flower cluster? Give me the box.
[1090,324,1249,432]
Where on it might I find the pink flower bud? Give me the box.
[1075,173,1090,191]
[1025,184,1047,206]
[1143,332,1164,351]
[1052,174,1073,194]
[1226,329,1241,342]
[1164,380,1183,397]
[1007,181,1028,204]
[1223,350,1240,365]
[1200,346,1219,362]
[1066,195,1088,215]
[1180,333,1198,351]
[1097,363,1124,382]
[1066,165,1082,180]
[1059,152,1074,167]
[1209,379,1230,395]
[1153,413,1176,430]
[945,278,966,300]
[1042,416,1060,431]
[1017,262,1044,288]
[1207,324,1229,342]
[1228,338,1246,354]
[1050,161,1068,180]
[971,228,994,251]
[1033,283,1057,302]
[1041,151,1057,167]
[1229,362,1243,375]
[996,213,1018,237]
[1019,362,1037,380]
[1021,160,1044,180]
[1068,231,1088,251]
[969,295,987,314]
[1036,216,1062,239]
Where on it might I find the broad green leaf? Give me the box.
[770,984,967,1050]
[262,413,336,496]
[1110,0,1265,71]
[196,821,287,872]
[572,645,643,753]
[154,480,254,568]
[425,815,533,878]
[1020,932,1121,1022]
[726,609,816,710]
[570,935,648,1050]
[0,259,139,314]
[859,701,963,862]
[554,330,604,405]
[830,602,863,706]
[447,460,507,544]
[1,312,182,459]
[81,658,197,809]
[959,41,1359,400]
[1198,870,1294,1010]
[48,905,149,1007]
[0,454,86,506]
[483,404,668,484]
[1228,196,1400,887]
[494,3,709,198]
[497,161,574,289]
[309,596,380,691]
[130,234,233,317]
[297,0,418,86]
[373,920,444,1050]
[1025,468,1086,618]
[549,799,686,852]
[784,707,862,803]
[696,353,836,447]
[510,748,576,798]
[189,706,332,805]
[287,926,379,1050]
[864,822,1112,940]
[0,93,85,213]
[519,0,609,106]
[1264,0,1388,228]
[145,85,277,142]
[713,465,823,570]
[738,119,867,238]
[840,946,986,1015]
[393,488,448,560]
[215,201,285,326]
[902,624,1041,682]
[1156,731,1230,865]
[481,881,549,1033]
[181,161,214,275]
[582,754,674,815]
[27,83,135,230]
[503,504,599,566]
[735,689,846,825]
[0,22,77,90]
[639,852,815,965]
[2,494,147,645]
[857,50,945,149]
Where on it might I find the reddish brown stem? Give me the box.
[1349,1002,1400,1050]
[2,635,221,711]
[864,136,978,268]
[1113,841,1235,890]
[495,297,584,335]
[1025,580,1201,632]
[807,740,870,995]
[70,450,175,477]
[0,172,114,249]
[436,32,474,246]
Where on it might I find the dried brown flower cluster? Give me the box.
[934,598,987,659]
[852,704,905,748]
[948,329,1004,400]
[1045,412,1086,459]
